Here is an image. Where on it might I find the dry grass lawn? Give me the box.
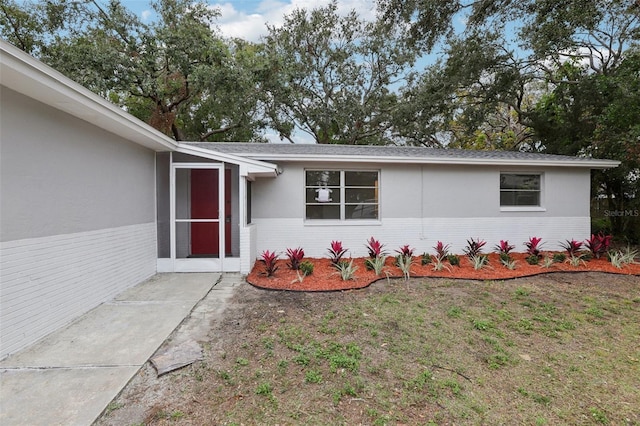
[97,272,640,426]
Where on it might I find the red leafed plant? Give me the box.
[285,247,305,270]
[463,237,486,258]
[494,240,515,255]
[524,237,544,257]
[260,250,279,277]
[433,241,451,262]
[585,233,612,259]
[395,244,415,258]
[561,239,583,257]
[328,240,348,264]
[365,237,386,258]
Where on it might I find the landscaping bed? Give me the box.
[247,252,640,291]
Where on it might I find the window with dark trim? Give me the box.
[500,173,541,207]
[305,170,379,220]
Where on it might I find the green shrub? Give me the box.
[299,260,314,276]
[526,255,540,265]
[447,254,460,266]
[552,253,566,263]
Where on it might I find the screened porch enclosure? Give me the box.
[156,152,241,272]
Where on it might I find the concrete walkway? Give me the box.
[0,273,240,426]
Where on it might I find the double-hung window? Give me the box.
[500,173,542,207]
[305,170,379,220]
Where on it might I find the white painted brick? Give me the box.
[0,222,156,359]
[251,217,590,261]
[239,224,258,274]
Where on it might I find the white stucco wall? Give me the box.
[249,161,592,260]
[0,88,157,359]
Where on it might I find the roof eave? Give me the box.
[226,153,621,169]
[176,144,279,177]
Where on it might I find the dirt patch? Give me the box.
[97,272,640,426]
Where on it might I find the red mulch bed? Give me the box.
[246,253,640,292]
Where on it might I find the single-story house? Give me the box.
[0,40,619,359]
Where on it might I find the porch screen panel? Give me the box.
[174,168,221,258]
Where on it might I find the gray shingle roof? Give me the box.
[182,142,619,168]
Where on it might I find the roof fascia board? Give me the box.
[176,144,279,177]
[0,40,177,152]
[232,153,620,169]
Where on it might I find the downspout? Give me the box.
[421,165,426,240]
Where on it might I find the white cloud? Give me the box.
[212,0,376,42]
[141,9,152,22]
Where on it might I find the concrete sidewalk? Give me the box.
[0,272,237,426]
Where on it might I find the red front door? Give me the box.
[190,169,232,256]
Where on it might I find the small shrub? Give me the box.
[560,239,583,257]
[494,240,515,255]
[395,253,414,280]
[524,237,544,257]
[464,237,486,258]
[299,260,314,276]
[285,247,304,270]
[526,254,540,265]
[469,254,490,270]
[327,240,348,264]
[499,252,511,263]
[333,259,358,280]
[608,250,625,269]
[421,252,432,265]
[567,254,586,267]
[585,232,612,259]
[540,256,554,268]
[432,258,452,272]
[553,253,566,263]
[622,246,639,264]
[365,237,386,258]
[500,257,517,270]
[433,241,451,262]
[447,254,460,266]
[395,244,415,258]
[364,256,387,276]
[260,250,279,277]
[608,247,638,269]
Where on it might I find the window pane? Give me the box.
[306,187,340,203]
[345,187,377,203]
[345,171,378,186]
[305,170,379,220]
[346,203,378,219]
[500,174,540,190]
[306,205,340,219]
[306,170,340,186]
[501,191,540,206]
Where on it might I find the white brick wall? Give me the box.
[239,224,258,274]
[251,217,591,260]
[0,222,156,359]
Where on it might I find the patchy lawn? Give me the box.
[98,273,640,426]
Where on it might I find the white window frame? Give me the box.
[499,172,546,212]
[304,169,381,223]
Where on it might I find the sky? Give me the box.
[127,0,378,42]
